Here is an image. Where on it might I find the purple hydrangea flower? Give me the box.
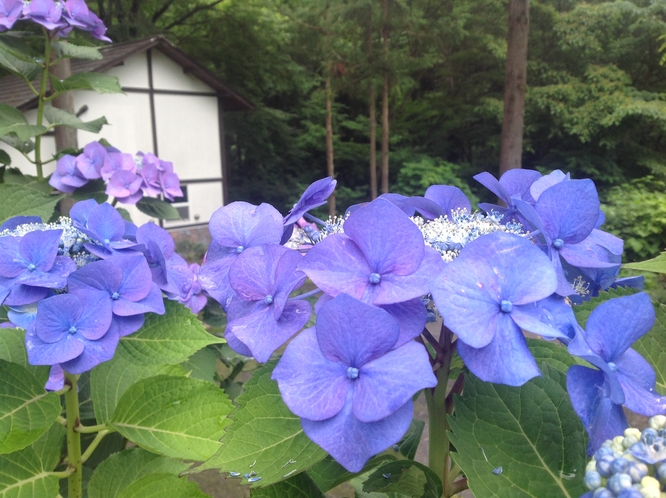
[62,0,110,41]
[430,231,566,386]
[567,292,666,454]
[100,152,136,181]
[283,177,337,226]
[49,154,89,193]
[22,0,64,30]
[272,294,436,471]
[67,255,165,336]
[225,244,311,362]
[106,170,143,204]
[178,263,208,314]
[424,185,472,219]
[372,193,445,221]
[0,229,76,291]
[475,169,542,220]
[25,291,115,374]
[300,198,444,305]
[70,200,138,257]
[1,0,24,31]
[199,201,283,308]
[75,141,107,180]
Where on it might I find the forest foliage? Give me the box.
[66,0,666,260]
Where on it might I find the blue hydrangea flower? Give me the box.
[225,244,311,362]
[300,198,444,305]
[283,177,337,226]
[474,169,542,221]
[25,291,115,374]
[199,201,283,308]
[424,185,471,219]
[567,292,665,454]
[431,231,566,386]
[70,200,138,258]
[272,294,436,471]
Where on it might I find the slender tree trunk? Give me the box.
[499,0,529,176]
[367,5,377,200]
[50,58,78,152]
[325,74,335,216]
[380,0,390,194]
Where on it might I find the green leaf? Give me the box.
[136,197,181,220]
[448,366,588,498]
[0,104,47,142]
[0,135,34,154]
[50,72,122,94]
[634,302,666,394]
[0,184,62,225]
[0,328,50,385]
[362,461,442,498]
[43,105,108,133]
[110,375,233,461]
[119,301,224,365]
[250,472,325,498]
[572,287,640,329]
[0,38,41,80]
[78,371,96,421]
[527,338,583,374]
[0,445,59,497]
[395,419,425,461]
[118,473,209,498]
[88,448,189,498]
[0,150,10,166]
[70,178,108,203]
[189,360,327,487]
[624,253,666,274]
[0,359,61,455]
[181,347,219,382]
[91,350,186,423]
[307,454,397,493]
[117,207,132,222]
[51,41,103,60]
[29,423,65,472]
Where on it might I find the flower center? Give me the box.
[111,292,120,300]
[68,326,77,334]
[236,245,244,254]
[346,367,359,380]
[369,273,381,285]
[608,362,617,372]
[553,238,564,250]
[27,263,36,272]
[500,300,513,313]
[264,294,274,305]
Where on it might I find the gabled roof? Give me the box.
[0,35,253,112]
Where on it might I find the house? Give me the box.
[0,35,253,229]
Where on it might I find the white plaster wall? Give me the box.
[153,94,221,180]
[163,181,223,229]
[105,53,149,88]
[151,50,213,93]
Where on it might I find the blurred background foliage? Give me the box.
[68,0,666,262]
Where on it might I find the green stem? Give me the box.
[34,30,53,181]
[81,430,110,464]
[77,422,109,434]
[63,372,82,498]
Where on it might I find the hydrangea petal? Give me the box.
[272,327,349,421]
[60,325,120,374]
[198,255,235,308]
[26,326,84,366]
[535,179,600,244]
[354,341,436,422]
[510,304,570,340]
[299,234,373,300]
[343,198,423,276]
[229,245,284,301]
[224,330,253,357]
[209,202,283,248]
[301,388,413,473]
[283,177,337,225]
[566,365,628,455]
[18,229,61,271]
[585,292,654,363]
[34,294,82,343]
[75,291,113,340]
[316,294,399,367]
[0,237,24,277]
[529,170,566,201]
[379,298,428,348]
[559,244,618,269]
[614,349,666,416]
[457,313,541,386]
[373,247,443,305]
[424,185,471,217]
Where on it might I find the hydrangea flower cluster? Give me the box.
[0,199,203,387]
[199,170,665,472]
[583,416,666,498]
[49,141,183,204]
[0,0,110,40]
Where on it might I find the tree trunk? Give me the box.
[50,58,78,152]
[380,0,390,194]
[325,74,335,216]
[367,5,377,200]
[499,0,529,176]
